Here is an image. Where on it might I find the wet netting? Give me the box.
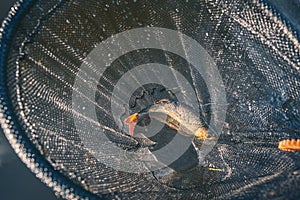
[1,0,300,199]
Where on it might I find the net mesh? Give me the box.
[1,0,300,199]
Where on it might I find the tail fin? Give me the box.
[195,128,217,140]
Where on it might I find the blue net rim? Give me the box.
[0,0,102,198]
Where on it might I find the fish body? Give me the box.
[124,99,216,140]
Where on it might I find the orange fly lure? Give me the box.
[278,139,300,152]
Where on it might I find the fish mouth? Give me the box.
[124,113,139,136]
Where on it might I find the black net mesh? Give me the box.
[0,0,300,199]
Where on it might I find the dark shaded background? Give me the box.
[0,0,299,200]
[0,1,57,199]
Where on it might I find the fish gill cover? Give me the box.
[0,0,300,199]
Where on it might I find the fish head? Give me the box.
[124,111,152,136]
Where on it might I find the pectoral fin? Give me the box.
[165,116,181,131]
[124,113,139,136]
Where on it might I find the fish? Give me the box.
[124,99,217,140]
[278,139,300,152]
